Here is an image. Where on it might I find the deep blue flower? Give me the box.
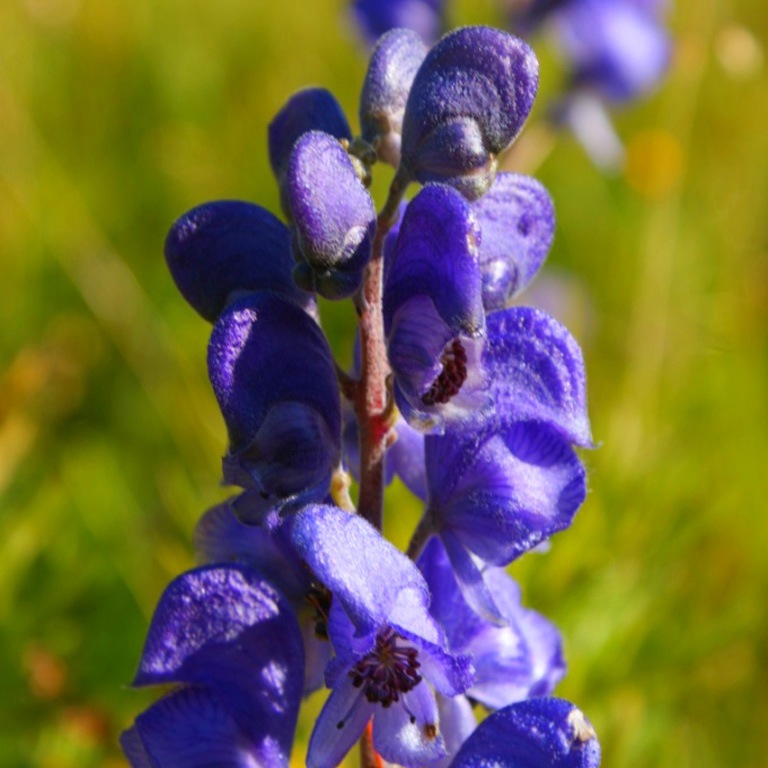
[207,292,341,498]
[400,26,539,200]
[450,697,601,767]
[418,306,590,617]
[289,504,473,767]
[121,564,304,768]
[268,87,352,187]
[383,183,488,433]
[194,495,333,694]
[285,130,377,299]
[351,0,445,46]
[360,28,428,167]
[164,200,315,322]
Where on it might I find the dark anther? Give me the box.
[422,338,468,406]
[348,627,422,707]
[307,584,333,640]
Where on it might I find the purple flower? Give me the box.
[351,0,445,46]
[472,172,555,312]
[121,565,304,768]
[289,504,473,767]
[194,496,333,694]
[551,0,671,103]
[400,26,539,200]
[164,200,315,322]
[383,184,488,432]
[268,87,352,185]
[207,292,341,498]
[360,28,428,167]
[420,306,590,617]
[450,697,601,767]
[286,130,377,299]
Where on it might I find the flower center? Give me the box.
[422,338,468,406]
[348,627,422,707]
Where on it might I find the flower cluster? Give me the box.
[123,24,600,768]
[352,0,672,169]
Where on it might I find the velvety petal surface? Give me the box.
[122,687,281,768]
[130,565,304,764]
[360,28,428,166]
[426,420,586,566]
[401,26,539,199]
[208,292,340,496]
[450,697,601,768]
[472,173,555,310]
[289,504,429,638]
[484,307,591,446]
[164,200,313,322]
[268,87,351,182]
[286,130,376,299]
[384,184,487,431]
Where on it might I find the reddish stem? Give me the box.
[359,720,385,768]
[355,168,408,530]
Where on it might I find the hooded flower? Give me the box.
[400,26,539,200]
[289,504,473,768]
[121,565,304,768]
[383,183,488,433]
[207,292,341,499]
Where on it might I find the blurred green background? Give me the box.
[1,0,766,765]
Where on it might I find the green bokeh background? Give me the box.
[1,0,766,765]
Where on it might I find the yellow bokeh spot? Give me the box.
[625,130,685,199]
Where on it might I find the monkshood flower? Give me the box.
[360,28,428,167]
[121,564,304,768]
[208,291,341,498]
[289,504,474,768]
[417,306,590,617]
[383,183,487,432]
[514,0,671,103]
[472,171,555,312]
[400,25,539,200]
[164,199,315,322]
[285,130,377,299]
[352,0,445,47]
[450,697,600,768]
[268,87,352,192]
[194,495,333,693]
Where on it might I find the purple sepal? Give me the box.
[208,292,341,498]
[289,504,429,639]
[420,537,566,709]
[450,697,601,768]
[484,307,592,447]
[122,686,285,768]
[351,0,444,46]
[472,173,555,311]
[401,26,539,200]
[286,131,376,299]
[384,184,488,432]
[268,88,351,183]
[360,28,428,167]
[128,565,304,767]
[425,420,587,567]
[164,200,314,322]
